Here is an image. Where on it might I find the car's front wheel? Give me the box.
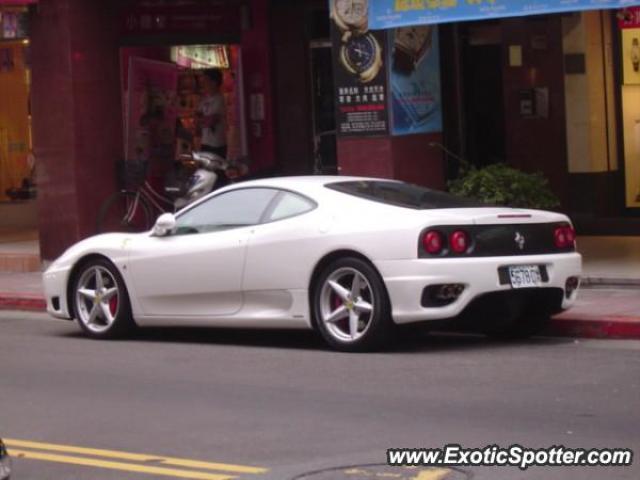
[71,258,135,339]
[313,257,392,352]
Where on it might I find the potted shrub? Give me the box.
[449,163,560,210]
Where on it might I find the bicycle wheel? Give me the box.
[97,191,152,233]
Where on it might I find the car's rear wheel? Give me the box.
[72,258,135,339]
[313,257,392,352]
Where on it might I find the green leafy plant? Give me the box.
[448,163,560,210]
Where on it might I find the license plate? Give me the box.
[508,265,541,288]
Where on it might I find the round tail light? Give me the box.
[449,230,470,254]
[554,225,576,249]
[565,226,576,245]
[423,230,444,255]
[554,227,567,248]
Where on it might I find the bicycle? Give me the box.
[97,152,236,233]
[96,160,175,234]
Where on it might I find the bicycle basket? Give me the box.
[116,160,148,190]
[163,163,190,199]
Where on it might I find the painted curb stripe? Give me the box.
[0,295,46,311]
[546,318,640,339]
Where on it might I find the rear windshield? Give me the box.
[325,181,485,210]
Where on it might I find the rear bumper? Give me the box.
[375,252,582,324]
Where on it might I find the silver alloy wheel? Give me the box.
[319,267,375,342]
[75,266,120,334]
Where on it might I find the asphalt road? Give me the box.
[1,310,639,480]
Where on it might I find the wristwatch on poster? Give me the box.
[331,0,369,41]
[393,26,433,75]
[331,0,382,83]
[339,33,382,84]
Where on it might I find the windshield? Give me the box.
[325,180,486,210]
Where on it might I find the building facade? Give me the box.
[0,0,639,260]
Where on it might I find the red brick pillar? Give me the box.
[241,0,276,173]
[337,133,446,190]
[30,0,122,260]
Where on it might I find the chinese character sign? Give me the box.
[369,0,640,29]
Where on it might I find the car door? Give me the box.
[127,188,279,317]
[243,190,319,293]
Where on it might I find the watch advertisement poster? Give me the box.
[330,0,389,136]
[370,0,640,30]
[387,25,442,136]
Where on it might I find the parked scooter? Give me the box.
[165,151,230,210]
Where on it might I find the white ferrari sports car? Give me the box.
[43,176,581,351]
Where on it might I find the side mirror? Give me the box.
[152,213,176,237]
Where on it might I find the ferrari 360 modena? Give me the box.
[43,177,581,351]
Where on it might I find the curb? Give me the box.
[0,293,46,312]
[581,277,640,287]
[546,315,640,340]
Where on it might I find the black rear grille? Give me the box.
[419,222,575,258]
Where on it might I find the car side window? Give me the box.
[175,188,278,234]
[267,192,315,222]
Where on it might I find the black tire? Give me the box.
[71,258,136,339]
[312,257,393,352]
[97,191,152,233]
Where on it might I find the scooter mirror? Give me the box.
[152,213,177,237]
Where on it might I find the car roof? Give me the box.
[230,175,392,188]
[221,175,399,197]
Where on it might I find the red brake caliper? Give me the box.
[331,292,348,330]
[109,295,118,315]
[331,292,342,310]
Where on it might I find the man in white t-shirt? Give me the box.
[197,69,227,159]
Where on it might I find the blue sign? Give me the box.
[388,25,442,135]
[370,0,640,30]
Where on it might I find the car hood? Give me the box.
[47,232,144,270]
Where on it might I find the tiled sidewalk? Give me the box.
[550,287,640,339]
[579,236,640,285]
[0,272,46,310]
[0,229,40,272]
